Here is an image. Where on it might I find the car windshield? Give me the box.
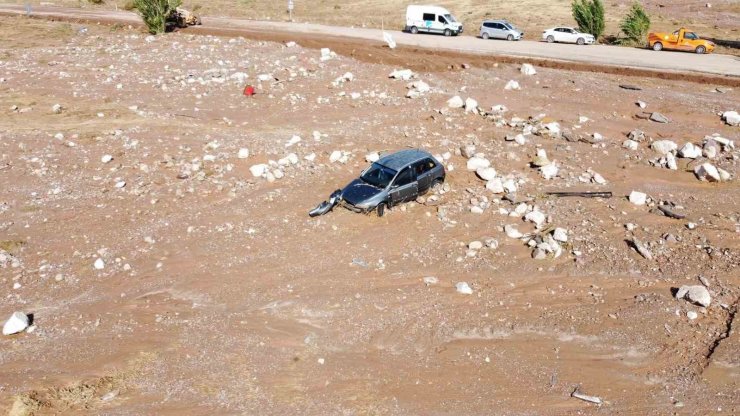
[444,14,457,23]
[360,163,397,188]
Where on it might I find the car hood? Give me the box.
[341,179,383,205]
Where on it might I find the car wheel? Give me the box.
[376,202,387,217]
[546,35,555,43]
[410,26,418,34]
[576,37,585,45]
[652,42,663,51]
[481,32,489,40]
[695,45,706,54]
[507,34,514,41]
[444,29,452,37]
[431,179,443,192]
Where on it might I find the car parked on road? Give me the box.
[405,5,463,37]
[479,20,523,41]
[648,28,715,54]
[309,149,446,217]
[542,27,595,45]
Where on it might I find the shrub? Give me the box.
[619,2,651,45]
[572,0,605,39]
[132,0,182,34]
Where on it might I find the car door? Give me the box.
[565,28,578,43]
[414,159,436,193]
[388,167,418,205]
[553,28,565,42]
[437,15,448,32]
[680,32,697,50]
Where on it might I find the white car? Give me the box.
[542,27,595,45]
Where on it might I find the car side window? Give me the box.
[394,168,415,187]
[422,13,434,21]
[686,32,697,40]
[483,22,492,28]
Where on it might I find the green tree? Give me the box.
[132,0,182,34]
[620,2,651,45]
[572,0,605,39]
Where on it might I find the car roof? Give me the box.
[376,149,432,171]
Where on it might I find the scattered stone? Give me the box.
[540,163,559,180]
[675,285,711,307]
[423,276,439,286]
[456,282,473,295]
[447,95,464,109]
[651,140,677,155]
[623,139,639,150]
[505,224,523,239]
[552,228,568,242]
[722,110,739,126]
[631,238,653,260]
[320,48,337,61]
[678,143,701,159]
[468,241,483,250]
[389,69,415,80]
[525,210,546,227]
[94,258,105,270]
[365,152,380,163]
[520,63,536,76]
[249,164,267,177]
[693,163,721,182]
[687,311,698,320]
[52,103,63,114]
[460,144,476,158]
[629,191,647,206]
[531,149,550,167]
[466,156,490,171]
[649,112,670,123]
[637,100,647,109]
[464,97,479,113]
[486,178,504,193]
[504,80,521,91]
[101,154,113,164]
[3,312,29,336]
[476,167,497,181]
[238,148,250,159]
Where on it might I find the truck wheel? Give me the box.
[444,29,452,37]
[652,42,663,51]
[482,32,489,40]
[376,202,387,217]
[695,45,706,54]
[546,35,554,43]
[410,26,418,34]
[576,37,585,45]
[507,34,514,41]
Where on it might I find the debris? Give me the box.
[722,110,739,126]
[675,285,711,307]
[619,84,642,91]
[657,205,685,219]
[383,31,397,49]
[628,191,648,206]
[447,95,464,109]
[3,312,29,335]
[243,85,255,96]
[504,80,521,91]
[520,63,537,76]
[547,191,612,198]
[630,238,653,260]
[649,112,670,123]
[456,282,473,295]
[571,388,603,405]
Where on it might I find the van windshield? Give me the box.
[444,14,457,23]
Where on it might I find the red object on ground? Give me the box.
[243,85,255,96]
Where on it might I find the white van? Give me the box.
[405,5,463,36]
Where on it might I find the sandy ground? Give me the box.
[0,16,739,415]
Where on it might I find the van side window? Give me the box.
[484,22,493,28]
[422,13,434,21]
[437,15,446,24]
[394,168,415,187]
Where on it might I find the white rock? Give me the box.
[2,312,29,336]
[486,178,504,193]
[320,48,336,61]
[410,80,430,93]
[629,191,647,206]
[540,164,559,180]
[552,228,568,242]
[505,224,523,239]
[52,103,63,114]
[466,157,490,171]
[722,110,740,126]
[238,148,250,159]
[525,210,546,227]
[504,80,521,90]
[464,97,479,113]
[637,100,647,109]
[101,155,113,164]
[651,140,678,155]
[469,241,483,250]
[520,63,536,76]
[94,258,105,270]
[389,69,415,80]
[456,282,473,295]
[678,143,701,159]
[675,285,711,307]
[249,164,268,177]
[329,150,343,163]
[447,95,464,109]
[115,181,126,189]
[592,172,607,184]
[423,276,439,286]
[623,140,639,150]
[718,168,731,181]
[476,167,497,181]
[694,163,721,182]
[470,206,484,214]
[687,311,698,320]
[502,178,518,193]
[365,152,380,163]
[257,73,273,82]
[544,122,560,135]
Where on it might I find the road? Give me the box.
[1,3,738,77]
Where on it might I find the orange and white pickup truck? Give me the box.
[648,28,715,54]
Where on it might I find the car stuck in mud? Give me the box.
[310,149,446,217]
